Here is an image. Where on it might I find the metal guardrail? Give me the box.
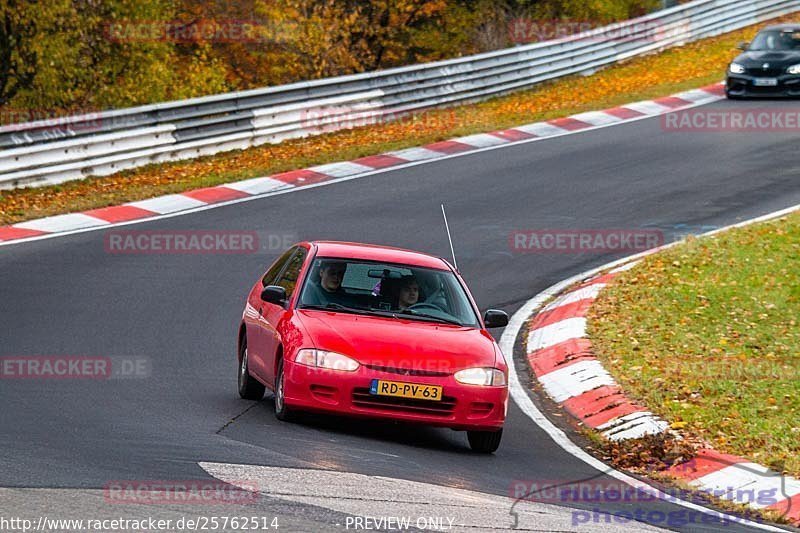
[1,0,797,189]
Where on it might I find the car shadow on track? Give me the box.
[223,395,481,456]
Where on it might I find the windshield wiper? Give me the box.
[301,303,397,320]
[299,303,364,314]
[396,310,463,326]
[301,304,463,326]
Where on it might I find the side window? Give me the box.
[262,247,297,287]
[275,248,308,299]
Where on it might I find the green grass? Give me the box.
[589,212,800,477]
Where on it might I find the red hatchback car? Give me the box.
[237,241,510,452]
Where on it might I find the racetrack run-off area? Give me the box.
[4,88,800,530]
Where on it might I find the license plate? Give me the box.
[370,379,442,401]
[753,78,778,86]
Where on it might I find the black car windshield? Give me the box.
[749,30,800,51]
[298,258,480,327]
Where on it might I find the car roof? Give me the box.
[308,241,451,270]
[760,24,800,32]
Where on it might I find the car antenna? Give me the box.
[441,203,459,271]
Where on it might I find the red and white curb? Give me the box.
[0,84,724,246]
[522,206,800,525]
[527,264,669,442]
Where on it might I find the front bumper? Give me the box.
[282,359,507,431]
[726,74,800,97]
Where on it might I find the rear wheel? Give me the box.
[238,337,265,400]
[274,358,295,421]
[467,428,502,453]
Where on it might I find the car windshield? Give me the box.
[297,258,480,327]
[749,30,800,50]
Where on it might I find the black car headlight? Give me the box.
[787,64,800,75]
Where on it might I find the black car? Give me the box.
[726,24,800,98]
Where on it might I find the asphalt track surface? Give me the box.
[3,98,800,532]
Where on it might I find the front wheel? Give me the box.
[467,428,502,453]
[274,358,295,421]
[238,337,265,400]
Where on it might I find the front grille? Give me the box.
[352,388,456,416]
[364,364,450,377]
[745,67,785,77]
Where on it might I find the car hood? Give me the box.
[295,310,498,372]
[734,50,800,68]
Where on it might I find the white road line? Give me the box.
[691,465,800,509]
[224,177,292,195]
[537,359,615,402]
[514,122,570,137]
[623,101,672,115]
[542,284,605,311]
[673,89,721,103]
[527,317,586,353]
[600,412,669,441]
[307,161,374,178]
[453,133,509,148]
[386,146,443,161]
[14,213,109,233]
[571,111,623,126]
[127,194,207,214]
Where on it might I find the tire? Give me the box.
[467,428,502,453]
[238,336,265,400]
[274,358,295,421]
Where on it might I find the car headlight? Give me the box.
[729,62,745,74]
[454,367,506,386]
[787,64,800,75]
[295,349,359,372]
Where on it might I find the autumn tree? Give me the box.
[0,0,663,115]
[255,0,458,79]
[0,0,75,107]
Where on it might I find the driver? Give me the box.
[319,260,347,293]
[396,275,420,310]
[304,260,355,307]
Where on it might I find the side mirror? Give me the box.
[261,285,287,306]
[737,41,749,51]
[483,309,509,329]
